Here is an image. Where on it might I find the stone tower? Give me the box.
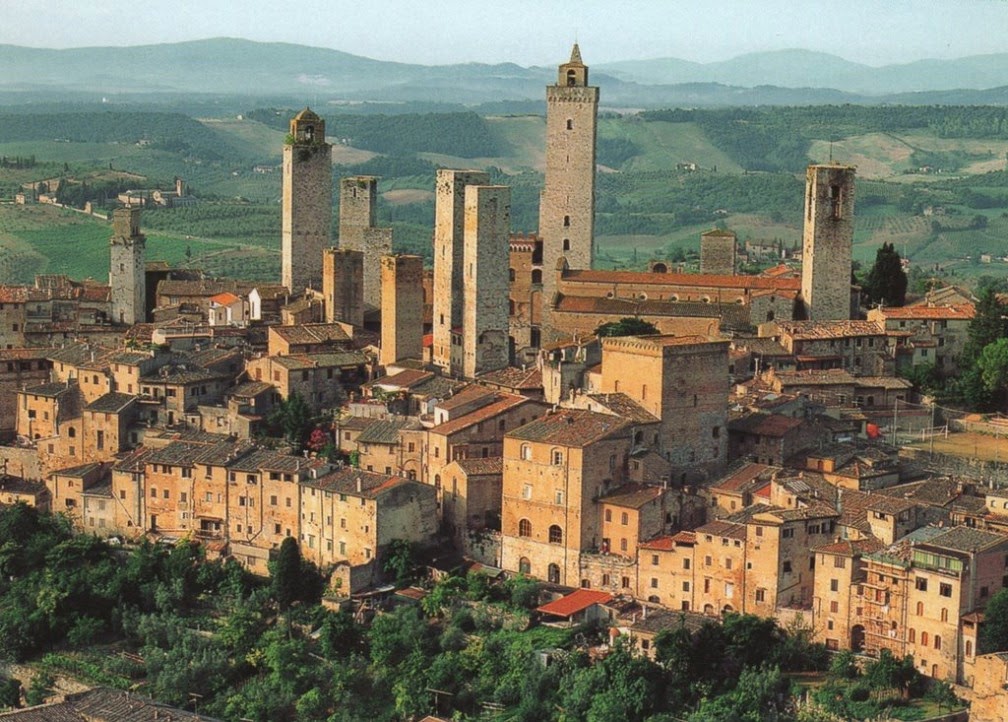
[380,254,424,367]
[322,247,364,327]
[700,229,737,276]
[338,176,392,309]
[109,207,146,325]
[801,164,856,321]
[463,185,511,379]
[539,43,598,339]
[282,108,332,294]
[432,169,490,372]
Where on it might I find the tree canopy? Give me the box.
[862,242,908,307]
[594,317,660,338]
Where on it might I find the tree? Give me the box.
[594,317,659,338]
[270,537,303,612]
[382,539,414,586]
[862,242,908,307]
[978,338,1008,406]
[267,393,316,450]
[979,587,1008,653]
[962,287,1006,365]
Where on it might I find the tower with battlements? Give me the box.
[801,164,856,321]
[109,207,146,325]
[539,44,598,340]
[282,108,332,294]
[322,247,364,327]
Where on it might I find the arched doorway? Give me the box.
[547,563,561,584]
[851,624,865,652]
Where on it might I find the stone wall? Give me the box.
[801,164,855,321]
[282,117,332,294]
[463,185,511,379]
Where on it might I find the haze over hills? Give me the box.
[2,38,1008,107]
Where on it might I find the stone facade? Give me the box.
[338,176,392,308]
[599,335,729,480]
[801,164,856,321]
[432,169,489,373]
[540,44,598,341]
[462,185,511,379]
[507,234,543,355]
[109,208,146,325]
[380,254,424,366]
[700,229,737,275]
[282,108,332,294]
[322,247,364,326]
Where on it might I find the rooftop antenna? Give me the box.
[829,140,834,163]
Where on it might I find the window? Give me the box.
[522,484,532,500]
[621,576,630,589]
[917,601,924,616]
[651,577,658,589]
[915,577,928,592]
[705,555,712,567]
[604,509,612,522]
[782,561,792,574]
[939,582,952,597]
[518,519,532,538]
[782,528,794,539]
[830,579,839,592]
[518,557,531,574]
[683,558,690,570]
[725,558,733,570]
[830,600,839,613]
[755,588,766,603]
[521,444,531,460]
[620,538,628,552]
[621,512,629,525]
[651,554,659,566]
[549,525,563,544]
[941,608,948,622]
[834,556,846,568]
[551,449,563,465]
[921,631,929,647]
[909,628,916,643]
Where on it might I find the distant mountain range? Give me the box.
[2,39,1008,108]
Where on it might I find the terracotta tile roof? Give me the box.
[875,304,974,321]
[598,483,663,509]
[20,381,72,398]
[640,531,696,550]
[921,526,1008,554]
[357,418,419,445]
[729,412,803,437]
[477,365,543,390]
[85,392,136,414]
[696,519,747,540]
[230,381,273,397]
[507,408,631,447]
[209,292,241,305]
[537,589,613,618]
[270,323,351,346]
[553,294,751,329]
[0,476,48,497]
[773,320,885,339]
[813,538,884,556]
[0,285,28,303]
[878,478,961,508]
[436,384,498,412]
[454,457,504,475]
[773,368,858,386]
[855,376,913,391]
[434,394,533,437]
[631,608,710,636]
[368,368,435,389]
[302,467,411,499]
[712,462,777,493]
[602,334,726,351]
[868,526,948,566]
[271,351,367,370]
[584,393,659,424]
[563,268,801,291]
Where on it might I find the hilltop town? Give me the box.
[2,44,1008,720]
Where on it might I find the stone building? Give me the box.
[867,302,974,374]
[811,538,883,651]
[109,207,146,325]
[700,229,738,275]
[433,169,489,373]
[637,531,696,611]
[500,408,633,585]
[539,44,598,341]
[800,164,856,321]
[282,108,332,294]
[0,349,51,440]
[338,176,392,308]
[380,254,424,367]
[507,233,543,353]
[598,334,730,479]
[322,247,364,326]
[462,185,511,378]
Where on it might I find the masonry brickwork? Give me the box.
[463,185,511,378]
[282,108,332,294]
[380,254,424,366]
[801,164,856,321]
[338,176,392,308]
[432,169,489,373]
[700,229,737,276]
[539,44,598,341]
[322,248,364,327]
[109,208,146,326]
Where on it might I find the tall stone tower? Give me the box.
[322,247,364,327]
[109,207,146,325]
[338,176,392,309]
[801,164,856,321]
[380,254,424,367]
[462,185,511,379]
[282,108,332,294]
[539,43,598,339]
[700,229,737,276]
[432,169,490,372]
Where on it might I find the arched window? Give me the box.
[518,518,532,537]
[566,71,576,86]
[67,426,76,438]
[548,563,561,583]
[563,238,570,251]
[520,444,532,460]
[563,215,570,227]
[909,628,916,643]
[509,300,516,315]
[916,601,924,616]
[531,269,542,284]
[966,640,973,657]
[648,595,660,604]
[941,608,948,622]
[921,631,929,647]
[518,557,531,574]
[549,525,563,544]
[934,635,941,650]
[551,449,563,465]
[509,267,516,282]
[434,474,441,490]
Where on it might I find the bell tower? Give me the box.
[539,44,598,342]
[282,108,332,294]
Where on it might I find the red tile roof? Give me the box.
[563,268,801,291]
[640,531,696,550]
[537,589,613,618]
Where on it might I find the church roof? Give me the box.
[569,43,584,65]
[293,107,321,121]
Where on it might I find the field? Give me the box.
[906,430,1008,463]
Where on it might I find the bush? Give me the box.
[849,684,870,702]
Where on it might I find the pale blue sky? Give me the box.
[4,0,1006,66]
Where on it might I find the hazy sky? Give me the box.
[4,0,1006,66]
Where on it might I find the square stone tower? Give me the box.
[109,207,146,325]
[463,185,511,379]
[432,169,489,372]
[338,176,392,309]
[700,229,737,276]
[539,44,598,340]
[282,108,332,294]
[801,164,856,321]
[322,247,364,327]
[380,254,424,366]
